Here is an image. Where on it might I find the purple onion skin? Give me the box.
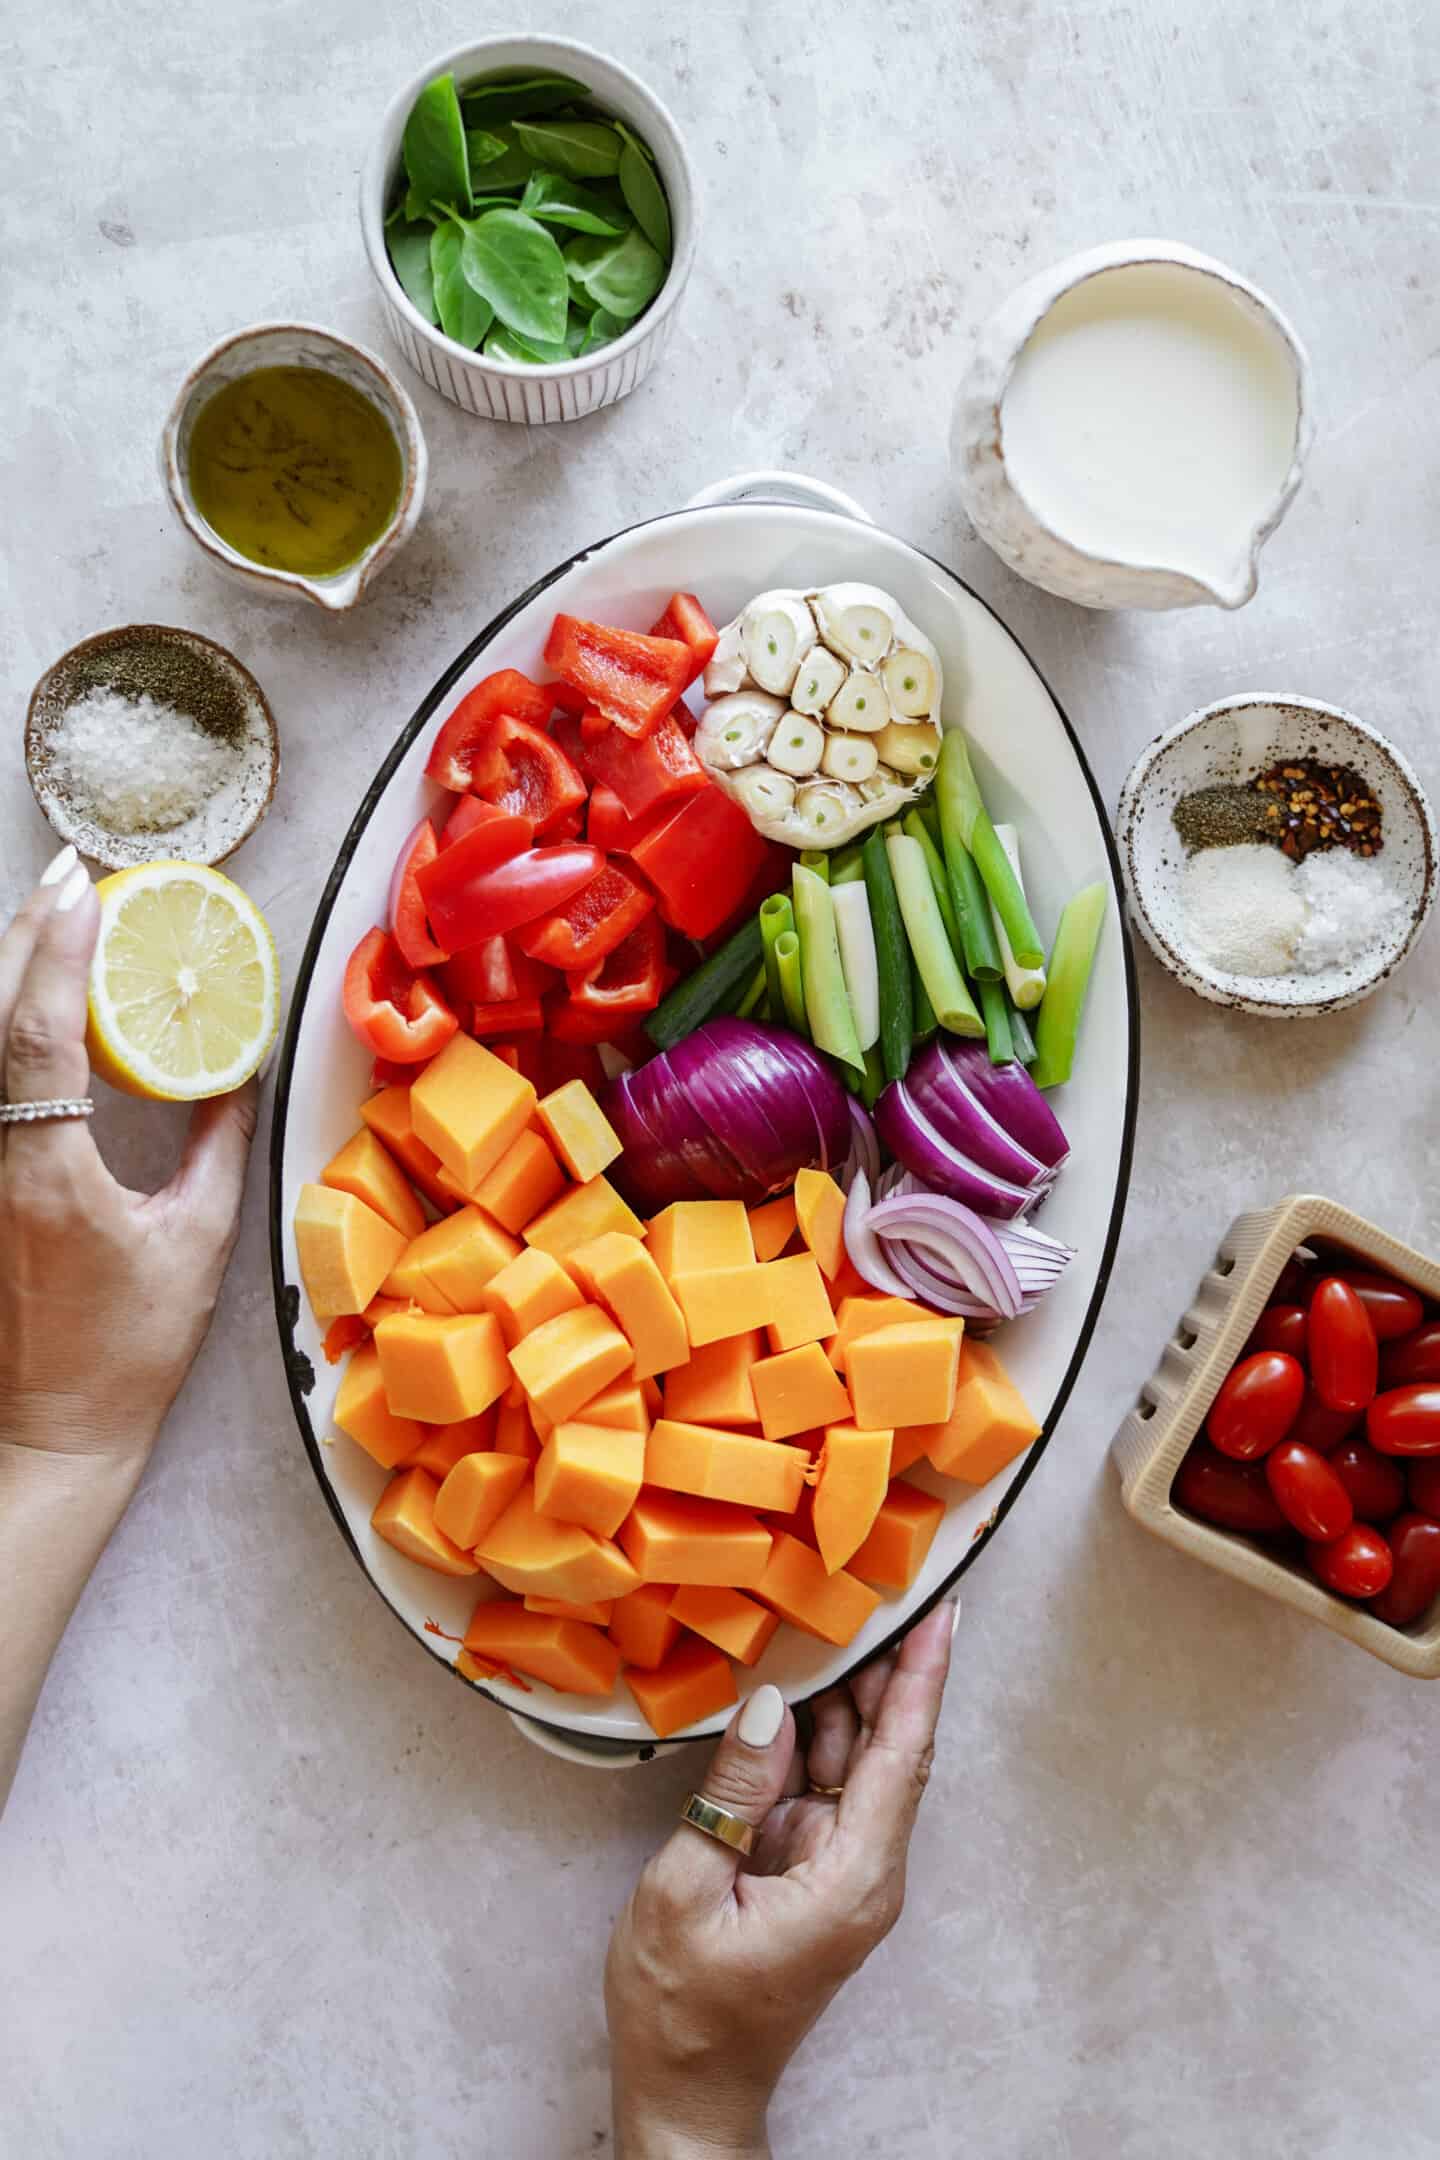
[936,1037,1069,1170]
[906,1040,1048,1187]
[875,1082,1032,1221]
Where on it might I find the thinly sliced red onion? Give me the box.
[996,1218,1075,1298]
[840,1099,881,1195]
[843,1169,911,1297]
[876,1082,1037,1220]
[887,1242,999,1320]
[935,1037,1069,1170]
[868,1194,1024,1316]
[907,1038,1052,1189]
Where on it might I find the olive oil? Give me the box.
[187,366,403,579]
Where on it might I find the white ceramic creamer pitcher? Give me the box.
[953,240,1313,611]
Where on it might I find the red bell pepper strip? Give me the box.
[414,811,533,945]
[371,1054,422,1090]
[471,995,545,1037]
[343,929,460,1064]
[389,818,449,969]
[472,714,587,836]
[533,1030,607,1092]
[547,680,587,717]
[441,795,503,849]
[512,860,654,972]
[443,934,517,1008]
[560,911,666,1025]
[545,807,586,843]
[586,784,665,855]
[580,708,611,746]
[418,841,603,950]
[559,709,708,821]
[543,614,693,738]
[628,786,774,939]
[648,593,719,688]
[425,670,556,791]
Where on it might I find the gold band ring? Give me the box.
[807,1781,845,1798]
[678,1791,756,1857]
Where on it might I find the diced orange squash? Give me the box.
[481,1246,584,1346]
[762,1254,837,1353]
[525,1596,615,1625]
[667,1585,780,1668]
[755,1530,881,1646]
[386,1205,522,1314]
[322,1128,427,1241]
[828,1294,920,1374]
[812,1424,893,1575]
[525,1176,644,1259]
[406,1409,495,1480]
[374,1310,510,1423]
[476,1483,639,1605]
[662,1330,765,1427]
[794,1167,846,1281]
[535,1078,622,1184]
[748,1193,797,1264]
[824,1254,872,1304]
[671,1264,776,1348]
[645,1419,807,1513]
[625,1636,736,1738]
[462,1602,622,1697]
[372,1465,480,1577]
[921,1338,1042,1482]
[568,1231,689,1379]
[334,1342,423,1468]
[359,1083,456,1213]
[295,1184,409,1320]
[647,1199,754,1280]
[494,1397,540,1463]
[890,1425,932,1476]
[750,1341,852,1442]
[574,1379,652,1433]
[847,1319,964,1431]
[618,1490,772,1588]
[364,1293,411,1326]
[379,1245,460,1314]
[534,1421,645,1539]
[509,1304,633,1425]
[763,1474,818,1551]
[848,1481,946,1589]
[471,1128,567,1234]
[455,1648,494,1686]
[411,1033,536,1191]
[434,1451,529,1548]
[608,1584,682,1669]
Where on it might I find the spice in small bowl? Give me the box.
[26,625,279,872]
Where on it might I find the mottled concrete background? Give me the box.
[4,1,1440,2153]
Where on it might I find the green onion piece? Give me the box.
[735,961,768,1020]
[886,833,983,1038]
[859,1041,885,1109]
[760,893,794,1020]
[912,955,937,1041]
[940,825,1004,982]
[775,929,808,1036]
[830,842,866,885]
[799,849,831,884]
[645,914,762,1050]
[1031,882,1107,1089]
[902,810,963,957]
[830,878,880,1051]
[937,730,1044,968]
[792,864,864,1072]
[989,823,1047,1009]
[978,976,1014,1064]
[1007,996,1038,1065]
[861,826,913,1084]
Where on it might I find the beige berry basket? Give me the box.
[1112,1194,1440,1678]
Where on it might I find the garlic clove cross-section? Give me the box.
[881,647,939,718]
[827,670,887,732]
[790,645,848,716]
[809,583,898,669]
[873,719,943,777]
[729,766,797,827]
[820,732,879,783]
[767,713,826,777]
[739,591,818,697]
[793,780,863,841]
[693,691,787,771]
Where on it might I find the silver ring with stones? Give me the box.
[0,1097,96,1126]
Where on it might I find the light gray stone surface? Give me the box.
[4,0,1439,2153]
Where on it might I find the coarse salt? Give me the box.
[46,685,235,835]
[1181,843,1306,976]
[1292,849,1407,974]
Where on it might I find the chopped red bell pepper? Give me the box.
[535,1033,606,1093]
[418,841,603,950]
[512,861,654,973]
[425,670,556,791]
[443,934,517,1008]
[389,818,449,969]
[472,713,587,836]
[371,1054,423,1090]
[343,929,460,1064]
[547,680,587,717]
[543,614,693,738]
[563,911,665,1020]
[471,996,544,1036]
[580,708,611,746]
[648,593,719,688]
[628,787,775,939]
[586,784,666,855]
[545,807,586,843]
[442,795,502,848]
[559,709,708,821]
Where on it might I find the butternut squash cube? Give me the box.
[794,1168,846,1281]
[747,1193,798,1264]
[672,1264,776,1348]
[848,1481,946,1590]
[295,1183,409,1320]
[667,1585,780,1668]
[380,1245,459,1313]
[481,1246,584,1346]
[608,1584,682,1670]
[476,1483,640,1605]
[846,1319,964,1431]
[508,1304,633,1425]
[374,1310,510,1424]
[524,1176,644,1259]
[618,1491,772,1588]
[662,1330,766,1427]
[755,1531,881,1646]
[625,1636,736,1738]
[494,1398,540,1463]
[812,1424,893,1575]
[387,1206,522,1313]
[646,1200,754,1280]
[359,1083,455,1213]
[406,1412,496,1481]
[828,1294,919,1374]
[462,1602,622,1698]
[761,1254,837,1353]
[371,1466,480,1577]
[890,1425,933,1476]
[535,1078,622,1184]
[524,1596,615,1625]
[472,1127,567,1234]
[411,1033,536,1190]
[433,1451,529,1549]
[574,1379,652,1433]
[750,1341,852,1442]
[322,1128,426,1241]
[921,1338,1042,1483]
[645,1419,807,1514]
[534,1421,645,1539]
[568,1231,689,1379]
[334,1342,423,1468]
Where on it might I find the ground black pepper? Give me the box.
[1172,785,1269,852]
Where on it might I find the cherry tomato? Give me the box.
[1264,1441,1354,1541]
[1206,1352,1305,1460]
[1407,1459,1440,1515]
[1367,1385,1440,1456]
[1370,1513,1440,1628]
[1328,1439,1406,1525]
[1337,1271,1426,1342]
[1305,1524,1394,1599]
[1173,1442,1288,1534]
[1308,1278,1378,1413]
[1245,1305,1308,1360]
[1287,1387,1361,1455]
[1380,1321,1440,1389]
[1271,1253,1317,1306]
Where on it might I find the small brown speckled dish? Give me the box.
[26,624,279,872]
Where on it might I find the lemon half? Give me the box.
[86,862,280,1101]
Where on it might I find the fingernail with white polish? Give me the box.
[55,865,92,913]
[40,843,78,888]
[738,1684,785,1749]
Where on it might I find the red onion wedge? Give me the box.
[840,1099,881,1196]
[906,1038,1055,1188]
[843,1169,911,1296]
[934,1037,1069,1170]
[876,1080,1038,1220]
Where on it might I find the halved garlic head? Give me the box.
[790,646,847,716]
[794,781,862,840]
[809,583,898,668]
[739,592,817,697]
[730,766,797,822]
[858,765,906,806]
[882,647,937,718]
[873,719,943,777]
[827,671,886,732]
[702,618,749,698]
[820,732,879,783]
[694,691,786,771]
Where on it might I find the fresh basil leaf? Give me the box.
[387,219,440,324]
[520,170,628,236]
[511,117,622,179]
[564,316,590,357]
[461,73,589,126]
[465,127,508,168]
[403,74,472,214]
[430,222,493,348]
[465,124,542,190]
[460,207,570,343]
[578,306,629,356]
[617,139,671,256]
[567,225,667,319]
[612,119,657,166]
[484,323,573,365]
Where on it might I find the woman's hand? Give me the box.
[606,1597,957,2159]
